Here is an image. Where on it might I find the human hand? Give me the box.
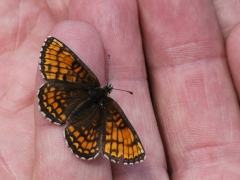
[1,1,240,180]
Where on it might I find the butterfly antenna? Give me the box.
[112,87,133,95]
[107,54,133,95]
[106,54,110,86]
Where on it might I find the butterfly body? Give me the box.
[88,85,112,106]
[38,36,145,164]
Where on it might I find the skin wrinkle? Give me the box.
[2,80,31,113]
[181,143,240,171]
[0,156,16,179]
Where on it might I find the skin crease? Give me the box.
[0,0,240,179]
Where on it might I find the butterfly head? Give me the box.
[104,84,113,95]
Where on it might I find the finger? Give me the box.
[34,21,112,179]
[69,0,166,179]
[227,25,240,98]
[138,0,240,178]
[212,0,240,38]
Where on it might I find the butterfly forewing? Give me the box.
[40,36,100,87]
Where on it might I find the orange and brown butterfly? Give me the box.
[38,36,146,164]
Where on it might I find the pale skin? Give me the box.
[1,0,240,179]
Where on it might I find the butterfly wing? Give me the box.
[103,97,146,164]
[38,83,90,124]
[64,101,102,160]
[39,36,100,87]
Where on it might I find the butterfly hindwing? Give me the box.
[38,83,90,124]
[103,97,146,164]
[39,36,100,87]
[64,102,102,160]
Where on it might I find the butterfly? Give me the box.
[38,36,146,164]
